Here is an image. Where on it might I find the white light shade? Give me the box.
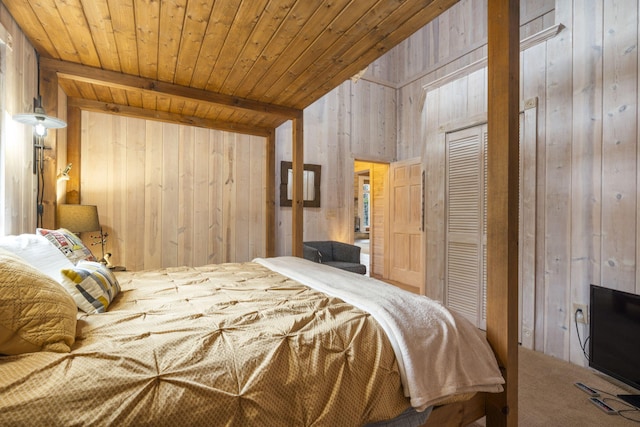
[13,108,67,130]
[57,204,100,233]
[12,96,67,132]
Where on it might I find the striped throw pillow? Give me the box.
[61,261,120,314]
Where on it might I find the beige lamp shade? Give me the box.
[57,205,100,233]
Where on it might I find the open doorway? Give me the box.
[354,167,370,274]
[354,160,389,278]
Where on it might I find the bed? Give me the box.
[0,232,504,426]
[2,1,520,424]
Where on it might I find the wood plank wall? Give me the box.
[78,111,267,270]
[422,69,488,305]
[274,82,396,256]
[391,0,640,368]
[0,6,38,235]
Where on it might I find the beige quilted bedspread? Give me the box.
[0,262,411,426]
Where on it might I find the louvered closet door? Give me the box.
[445,125,487,329]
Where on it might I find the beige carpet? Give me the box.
[355,239,370,276]
[471,347,640,426]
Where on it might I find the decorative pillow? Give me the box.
[0,233,75,283]
[60,261,120,313]
[0,249,77,355]
[36,228,97,264]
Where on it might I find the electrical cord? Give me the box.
[36,135,45,228]
[575,310,639,423]
[574,308,590,362]
[593,387,640,423]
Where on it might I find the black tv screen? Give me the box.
[589,284,640,391]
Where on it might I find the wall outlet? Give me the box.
[573,303,588,324]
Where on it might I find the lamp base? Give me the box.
[101,252,114,268]
[90,227,109,263]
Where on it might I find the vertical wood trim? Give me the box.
[383,162,391,280]
[39,67,59,229]
[161,123,179,267]
[423,90,446,301]
[177,125,195,267]
[249,134,266,259]
[570,0,603,366]
[292,113,304,257]
[543,0,573,361]
[637,2,640,295]
[65,106,81,204]
[486,0,519,425]
[601,0,638,292]
[266,130,276,257]
[369,161,389,279]
[107,115,123,264]
[208,129,223,264]
[232,134,247,261]
[144,121,163,269]
[127,117,146,270]
[520,102,538,350]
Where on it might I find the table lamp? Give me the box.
[57,204,109,263]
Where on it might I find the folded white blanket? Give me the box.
[254,256,504,411]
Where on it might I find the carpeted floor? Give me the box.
[355,239,370,276]
[471,347,640,426]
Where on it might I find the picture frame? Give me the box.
[280,161,321,208]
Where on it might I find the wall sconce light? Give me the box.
[13,96,67,135]
[57,163,72,181]
[13,96,67,228]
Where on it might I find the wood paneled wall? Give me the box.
[422,68,489,304]
[393,0,640,368]
[394,0,554,159]
[79,111,267,270]
[350,81,397,159]
[0,6,38,235]
[274,81,396,256]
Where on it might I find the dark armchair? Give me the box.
[303,240,367,275]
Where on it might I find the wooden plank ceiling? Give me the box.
[4,0,457,136]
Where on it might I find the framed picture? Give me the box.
[280,161,321,207]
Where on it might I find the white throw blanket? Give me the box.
[254,256,504,411]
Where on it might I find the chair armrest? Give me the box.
[303,245,321,263]
[331,241,361,264]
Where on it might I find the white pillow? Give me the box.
[0,234,75,283]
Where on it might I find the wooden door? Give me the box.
[389,158,423,288]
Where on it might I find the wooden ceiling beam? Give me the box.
[67,97,274,138]
[40,57,302,120]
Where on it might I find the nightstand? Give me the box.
[108,266,126,272]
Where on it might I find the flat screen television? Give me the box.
[589,284,640,407]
